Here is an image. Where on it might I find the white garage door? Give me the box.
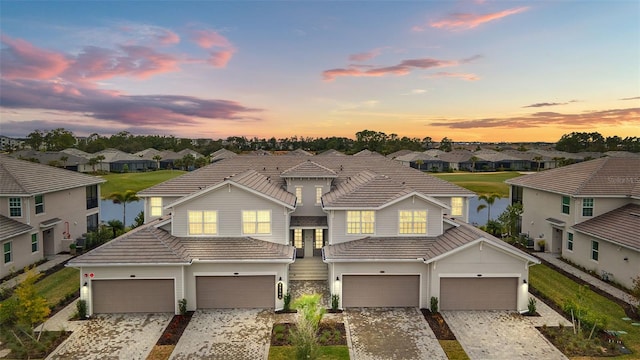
[342,275,420,307]
[440,277,517,310]
[196,276,275,308]
[92,279,175,313]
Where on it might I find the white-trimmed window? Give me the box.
[3,242,12,264]
[591,240,599,261]
[31,234,38,253]
[188,210,218,235]
[9,198,21,217]
[296,187,303,205]
[316,187,323,205]
[567,233,573,251]
[346,211,375,234]
[150,197,163,217]
[315,229,323,249]
[582,198,594,217]
[293,229,303,248]
[35,195,44,214]
[450,197,463,216]
[242,210,271,234]
[561,196,570,215]
[399,210,427,234]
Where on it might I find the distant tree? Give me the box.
[469,156,479,172]
[439,137,453,152]
[108,190,140,227]
[477,193,502,224]
[182,154,196,170]
[14,267,51,328]
[44,128,75,151]
[498,203,523,240]
[60,155,69,169]
[88,157,99,172]
[152,155,162,169]
[26,130,45,150]
[133,211,145,228]
[415,159,424,171]
[107,219,124,238]
[533,156,543,171]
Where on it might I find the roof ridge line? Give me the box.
[0,161,29,194]
[575,157,608,194]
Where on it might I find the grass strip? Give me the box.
[439,340,470,360]
[100,170,186,198]
[432,172,522,197]
[268,345,350,359]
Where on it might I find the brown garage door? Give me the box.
[342,275,420,307]
[92,279,174,313]
[440,277,517,310]
[196,276,275,308]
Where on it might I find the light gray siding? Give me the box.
[434,196,469,223]
[287,179,331,217]
[145,196,181,223]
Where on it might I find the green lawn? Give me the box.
[268,345,349,359]
[530,264,639,358]
[438,340,470,360]
[99,170,186,198]
[432,172,523,197]
[1,267,79,310]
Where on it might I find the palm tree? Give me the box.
[533,156,543,172]
[60,155,68,169]
[108,190,140,227]
[476,193,502,224]
[469,156,479,172]
[152,155,162,169]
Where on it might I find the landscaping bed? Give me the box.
[270,321,347,346]
[156,311,194,346]
[538,325,631,357]
[421,309,456,340]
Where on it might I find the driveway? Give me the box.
[170,309,273,360]
[345,308,447,360]
[442,299,571,360]
[46,313,172,360]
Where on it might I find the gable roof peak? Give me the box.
[280,160,338,178]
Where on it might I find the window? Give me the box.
[561,196,570,215]
[9,197,21,217]
[567,233,573,251]
[293,229,303,248]
[399,210,427,234]
[582,198,594,217]
[450,197,463,216]
[316,187,323,205]
[511,185,523,205]
[315,229,324,249]
[188,210,218,235]
[31,234,38,253]
[86,185,99,209]
[295,187,303,205]
[346,211,375,234]
[87,214,98,232]
[242,210,271,234]
[3,242,11,264]
[35,195,44,214]
[150,197,163,217]
[591,240,599,261]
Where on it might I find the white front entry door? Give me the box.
[304,230,314,257]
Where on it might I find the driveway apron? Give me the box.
[170,309,273,360]
[46,313,172,360]
[345,308,447,360]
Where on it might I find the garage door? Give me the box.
[196,276,275,308]
[92,279,175,313]
[342,275,419,307]
[440,277,517,310]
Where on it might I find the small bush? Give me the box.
[283,292,292,312]
[77,299,87,319]
[178,298,187,315]
[430,296,439,313]
[527,297,537,315]
[331,294,339,311]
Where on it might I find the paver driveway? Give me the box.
[46,313,171,360]
[345,307,447,360]
[170,309,273,360]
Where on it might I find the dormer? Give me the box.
[281,160,338,216]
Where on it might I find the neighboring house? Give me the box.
[95,148,154,172]
[69,155,539,315]
[0,155,105,279]
[394,152,446,172]
[506,157,640,289]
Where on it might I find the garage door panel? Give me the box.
[92,279,174,313]
[343,275,419,307]
[196,276,275,309]
[440,277,517,310]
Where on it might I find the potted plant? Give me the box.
[69,243,77,255]
[537,240,546,252]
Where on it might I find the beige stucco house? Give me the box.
[506,157,640,289]
[0,155,105,279]
[69,154,539,315]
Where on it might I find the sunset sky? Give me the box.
[1,1,638,142]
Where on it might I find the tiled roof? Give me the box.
[281,160,337,178]
[290,216,328,228]
[286,149,314,156]
[0,155,105,196]
[572,203,640,251]
[68,221,295,265]
[324,218,538,262]
[9,150,90,165]
[437,150,473,163]
[394,152,441,162]
[506,157,640,197]
[139,154,474,199]
[0,215,34,241]
[229,169,297,206]
[316,149,345,156]
[134,148,163,159]
[322,170,414,208]
[95,148,143,162]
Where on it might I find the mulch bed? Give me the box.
[421,309,456,340]
[538,325,630,357]
[271,321,347,346]
[156,312,194,346]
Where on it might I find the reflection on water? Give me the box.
[468,196,510,226]
[100,200,144,227]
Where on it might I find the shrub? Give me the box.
[291,294,325,359]
[178,298,187,315]
[527,297,537,315]
[77,299,87,319]
[331,294,339,311]
[430,296,439,313]
[283,292,292,312]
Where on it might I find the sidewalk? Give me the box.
[535,252,638,308]
[1,254,73,290]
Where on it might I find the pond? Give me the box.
[468,196,510,226]
[100,200,144,227]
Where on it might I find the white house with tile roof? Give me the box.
[506,157,640,289]
[0,155,105,279]
[69,155,539,315]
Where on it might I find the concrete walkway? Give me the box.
[535,252,638,307]
[1,254,73,290]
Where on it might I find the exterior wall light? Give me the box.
[83,282,88,287]
[336,276,340,281]
[523,279,527,284]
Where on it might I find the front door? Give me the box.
[43,229,55,256]
[303,230,314,257]
[552,228,563,253]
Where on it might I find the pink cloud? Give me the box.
[208,49,236,68]
[157,29,180,45]
[190,29,231,49]
[322,57,476,81]
[0,35,70,79]
[428,72,479,81]
[349,49,382,62]
[414,7,529,31]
